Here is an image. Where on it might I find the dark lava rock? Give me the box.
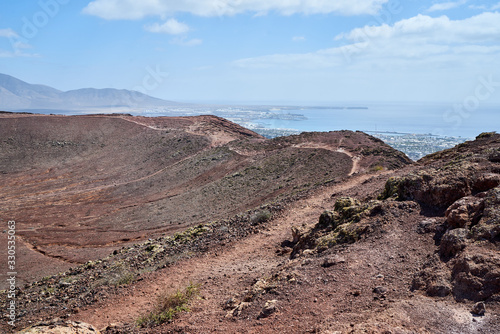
[373,286,388,295]
[318,210,338,228]
[427,283,452,297]
[321,255,347,268]
[471,302,486,316]
[440,228,469,258]
[417,218,437,234]
[471,187,500,241]
[258,300,278,319]
[452,251,500,302]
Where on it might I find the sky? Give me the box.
[1,0,500,104]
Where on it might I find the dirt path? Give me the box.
[292,142,361,175]
[120,115,252,148]
[73,171,388,329]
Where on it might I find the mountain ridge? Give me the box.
[0,73,179,111]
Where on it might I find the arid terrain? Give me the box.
[0,113,499,333]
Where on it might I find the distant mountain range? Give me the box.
[0,73,179,112]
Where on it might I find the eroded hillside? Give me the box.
[0,113,410,290]
[4,114,498,334]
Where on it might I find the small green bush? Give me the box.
[250,209,271,225]
[137,283,200,327]
[114,272,135,286]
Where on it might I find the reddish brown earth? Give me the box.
[1,114,499,334]
[0,113,408,289]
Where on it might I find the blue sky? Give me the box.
[1,0,500,104]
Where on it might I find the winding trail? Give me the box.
[73,170,391,330]
[292,142,361,175]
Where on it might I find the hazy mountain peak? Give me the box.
[0,73,177,112]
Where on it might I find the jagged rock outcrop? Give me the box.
[406,133,500,302]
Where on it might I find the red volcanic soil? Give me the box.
[0,113,409,289]
[1,115,499,334]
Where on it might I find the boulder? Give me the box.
[471,187,500,241]
[417,218,438,234]
[472,302,486,316]
[445,196,484,229]
[440,228,469,257]
[452,251,500,301]
[258,300,278,319]
[318,210,338,228]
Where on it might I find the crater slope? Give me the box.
[0,113,410,288]
[3,132,499,334]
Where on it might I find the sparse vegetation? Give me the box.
[250,209,272,225]
[137,283,200,327]
[114,272,136,286]
[476,132,497,139]
[173,224,208,243]
[291,196,381,255]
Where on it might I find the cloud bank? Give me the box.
[83,0,389,19]
[234,12,500,70]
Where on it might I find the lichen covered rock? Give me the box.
[18,320,100,334]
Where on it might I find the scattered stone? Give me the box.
[258,300,278,319]
[352,290,361,297]
[102,322,126,332]
[471,187,500,241]
[373,286,388,295]
[276,246,292,256]
[226,301,251,318]
[473,173,500,192]
[303,249,315,256]
[321,255,347,268]
[471,302,486,316]
[223,298,239,310]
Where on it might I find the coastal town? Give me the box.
[142,105,471,161]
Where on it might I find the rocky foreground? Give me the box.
[0,114,499,333]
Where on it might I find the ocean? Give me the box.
[25,101,498,139]
[250,102,499,138]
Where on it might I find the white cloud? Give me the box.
[0,28,38,57]
[145,18,190,34]
[0,28,18,38]
[234,12,500,70]
[292,36,306,42]
[337,12,500,45]
[470,2,500,10]
[83,0,389,20]
[427,1,467,12]
[171,37,202,46]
